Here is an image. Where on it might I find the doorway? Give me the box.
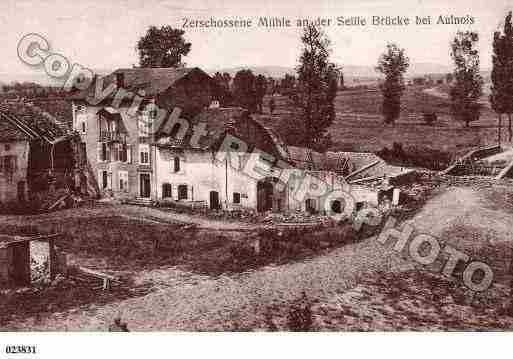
[139,173,151,198]
[17,181,25,202]
[11,242,31,287]
[257,180,274,212]
[209,191,220,210]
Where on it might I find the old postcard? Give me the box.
[1,0,513,356]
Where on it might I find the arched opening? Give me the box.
[305,198,317,214]
[173,156,180,172]
[331,200,342,214]
[257,177,286,213]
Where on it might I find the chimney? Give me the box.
[116,72,125,88]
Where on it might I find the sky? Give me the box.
[1,0,512,78]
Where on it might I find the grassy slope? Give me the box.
[262,86,499,155]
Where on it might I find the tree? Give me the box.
[291,24,338,151]
[280,74,296,95]
[233,69,257,113]
[450,31,483,127]
[490,11,513,143]
[137,25,191,68]
[222,73,232,90]
[445,73,454,84]
[213,72,233,106]
[214,72,224,87]
[376,43,410,125]
[339,71,345,90]
[269,97,276,115]
[255,75,267,113]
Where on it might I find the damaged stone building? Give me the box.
[66,66,413,214]
[68,67,226,202]
[0,101,89,210]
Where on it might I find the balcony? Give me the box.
[99,131,127,143]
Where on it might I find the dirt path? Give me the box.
[4,186,513,331]
[0,203,261,232]
[119,205,260,231]
[408,186,513,244]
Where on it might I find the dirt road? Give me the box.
[4,185,513,331]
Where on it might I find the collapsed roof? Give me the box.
[0,101,70,143]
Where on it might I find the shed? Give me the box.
[0,234,60,288]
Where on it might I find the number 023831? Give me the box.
[4,346,37,355]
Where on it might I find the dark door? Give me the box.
[257,180,273,212]
[140,174,151,198]
[209,191,220,210]
[17,181,25,202]
[11,242,31,287]
[102,171,108,189]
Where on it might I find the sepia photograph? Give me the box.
[1,0,513,357]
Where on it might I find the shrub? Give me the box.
[286,292,314,331]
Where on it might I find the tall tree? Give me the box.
[222,72,232,90]
[214,72,225,88]
[213,72,233,106]
[376,43,410,125]
[490,11,513,143]
[137,26,191,68]
[292,24,338,151]
[450,31,483,127]
[255,75,267,113]
[233,69,257,113]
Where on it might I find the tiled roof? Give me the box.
[70,67,206,100]
[0,101,69,142]
[287,146,325,170]
[250,118,289,160]
[156,107,249,149]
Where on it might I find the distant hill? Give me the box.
[208,66,296,78]
[209,62,462,80]
[0,68,112,87]
[0,63,489,87]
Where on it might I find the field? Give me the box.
[2,176,513,331]
[262,85,502,156]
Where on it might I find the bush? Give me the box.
[286,292,314,331]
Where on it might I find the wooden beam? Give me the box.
[344,160,381,181]
[348,175,383,184]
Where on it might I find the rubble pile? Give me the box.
[260,211,334,226]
